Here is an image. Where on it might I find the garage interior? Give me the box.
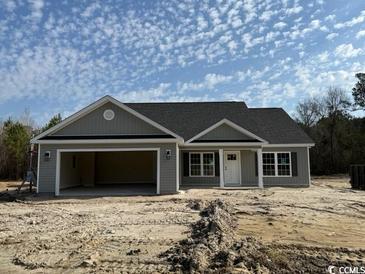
[59,151,157,196]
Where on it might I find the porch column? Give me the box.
[307,147,311,186]
[219,149,224,187]
[176,143,180,192]
[257,148,263,188]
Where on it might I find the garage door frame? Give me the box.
[55,148,160,196]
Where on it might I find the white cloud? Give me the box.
[326,33,338,40]
[325,14,335,21]
[334,10,365,29]
[265,31,280,42]
[205,73,232,89]
[81,2,101,18]
[242,0,257,23]
[334,43,362,59]
[259,10,276,22]
[356,30,365,39]
[177,73,233,93]
[117,83,171,102]
[4,0,17,12]
[227,40,237,53]
[318,51,329,62]
[231,17,243,28]
[309,19,321,29]
[296,19,322,37]
[209,8,221,26]
[28,0,44,20]
[285,5,303,15]
[197,16,208,31]
[273,22,287,30]
[1,0,365,119]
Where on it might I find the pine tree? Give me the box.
[3,119,30,179]
[42,114,62,132]
[352,73,365,110]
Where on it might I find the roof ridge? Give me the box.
[126,101,245,104]
[248,107,283,110]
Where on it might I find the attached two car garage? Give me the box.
[57,149,159,196]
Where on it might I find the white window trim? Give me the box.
[262,151,292,177]
[189,152,215,177]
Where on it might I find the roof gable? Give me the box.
[195,123,256,142]
[187,119,267,143]
[31,96,183,143]
[50,101,166,136]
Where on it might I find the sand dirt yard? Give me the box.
[0,176,364,273]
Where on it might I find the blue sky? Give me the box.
[0,0,364,126]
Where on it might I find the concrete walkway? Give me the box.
[59,183,156,196]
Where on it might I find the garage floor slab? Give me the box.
[59,183,156,196]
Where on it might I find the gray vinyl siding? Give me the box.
[51,102,166,136]
[240,147,310,187]
[181,176,220,186]
[180,150,220,186]
[179,146,310,187]
[241,150,258,186]
[38,143,177,195]
[197,124,255,141]
[262,147,309,187]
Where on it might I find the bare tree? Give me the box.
[323,87,351,117]
[322,87,351,170]
[19,108,36,128]
[295,98,323,129]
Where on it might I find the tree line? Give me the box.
[0,114,61,180]
[295,73,365,174]
[0,73,364,179]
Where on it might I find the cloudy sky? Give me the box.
[0,0,364,126]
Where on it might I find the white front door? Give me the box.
[224,151,241,186]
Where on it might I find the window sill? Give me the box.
[189,175,216,178]
[263,175,292,178]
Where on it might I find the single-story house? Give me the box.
[31,95,314,196]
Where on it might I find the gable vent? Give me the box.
[103,109,115,121]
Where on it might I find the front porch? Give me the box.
[180,148,264,188]
[218,148,263,188]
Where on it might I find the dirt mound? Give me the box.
[186,199,205,211]
[161,199,239,272]
[162,199,365,273]
[213,237,365,274]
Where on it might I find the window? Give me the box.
[203,153,214,176]
[190,153,201,176]
[277,153,291,176]
[263,153,275,176]
[262,152,291,177]
[227,154,237,160]
[190,152,215,177]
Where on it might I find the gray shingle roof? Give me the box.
[125,102,313,144]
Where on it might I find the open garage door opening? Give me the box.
[57,150,158,196]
